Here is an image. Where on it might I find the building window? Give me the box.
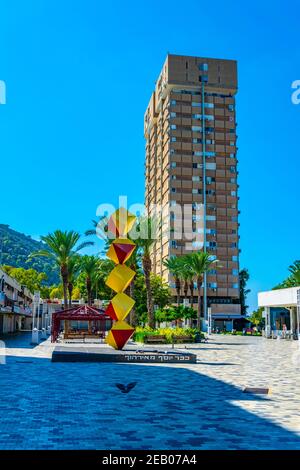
[230,141,235,146]
[199,63,208,72]
[171,124,176,130]
[205,151,215,157]
[171,99,176,105]
[232,283,239,289]
[230,177,236,183]
[206,176,215,184]
[193,163,202,169]
[192,126,201,132]
[170,162,176,168]
[171,241,178,248]
[171,188,176,193]
[192,114,201,119]
[171,137,177,142]
[232,256,238,262]
[204,102,214,108]
[232,269,238,276]
[170,200,177,207]
[199,75,208,83]
[192,176,200,182]
[171,175,176,180]
[170,112,176,118]
[192,189,201,194]
[207,215,216,221]
[228,104,234,111]
[230,153,235,158]
[192,102,200,107]
[192,241,203,248]
[208,282,217,289]
[193,138,202,144]
[207,163,216,170]
[230,166,236,173]
[204,115,214,121]
[193,151,202,156]
[209,269,217,275]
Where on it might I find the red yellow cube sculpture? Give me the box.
[105,209,136,350]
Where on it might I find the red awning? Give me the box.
[51,305,111,342]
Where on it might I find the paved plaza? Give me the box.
[0,332,299,449]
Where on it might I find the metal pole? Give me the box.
[297,289,300,342]
[202,80,207,331]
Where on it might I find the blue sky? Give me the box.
[0,0,299,311]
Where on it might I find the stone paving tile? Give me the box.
[0,332,299,449]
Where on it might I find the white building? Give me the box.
[258,286,300,338]
[0,268,33,334]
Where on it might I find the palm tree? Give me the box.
[288,260,300,286]
[80,255,99,306]
[180,258,195,308]
[31,230,93,309]
[184,251,218,329]
[67,255,81,307]
[239,268,250,315]
[163,256,183,305]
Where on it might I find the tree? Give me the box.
[31,230,93,309]
[80,255,99,306]
[132,272,171,326]
[288,260,300,286]
[135,216,157,328]
[1,265,47,294]
[273,260,300,290]
[248,307,265,328]
[50,285,63,300]
[163,256,183,305]
[180,258,195,308]
[184,251,218,329]
[239,268,250,315]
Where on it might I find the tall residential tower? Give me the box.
[144,54,241,327]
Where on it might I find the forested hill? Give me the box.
[0,224,59,285]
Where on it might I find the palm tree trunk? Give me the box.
[176,277,181,305]
[86,277,92,306]
[189,281,194,308]
[129,279,137,327]
[61,264,68,310]
[68,282,73,307]
[197,277,202,330]
[184,281,188,300]
[143,255,154,328]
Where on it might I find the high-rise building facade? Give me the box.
[144,54,241,324]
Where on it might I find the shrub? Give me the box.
[133,326,202,344]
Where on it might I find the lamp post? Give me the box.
[201,77,208,332]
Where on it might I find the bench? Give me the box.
[144,335,167,344]
[172,335,194,343]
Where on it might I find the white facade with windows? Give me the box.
[258,287,300,338]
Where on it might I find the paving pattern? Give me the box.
[0,332,299,449]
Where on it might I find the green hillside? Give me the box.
[0,224,59,285]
